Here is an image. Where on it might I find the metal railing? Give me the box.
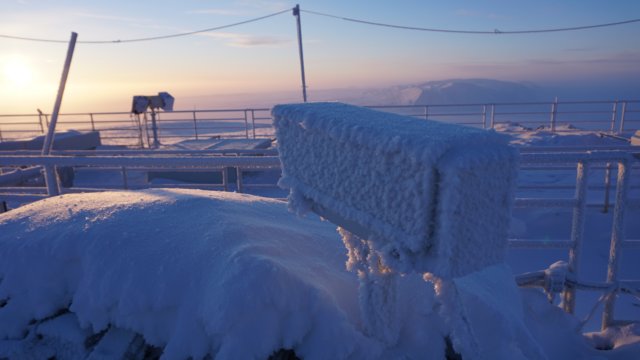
[1,99,638,146]
[0,148,639,330]
[0,108,274,147]
[369,99,640,133]
[513,150,640,330]
[0,150,280,199]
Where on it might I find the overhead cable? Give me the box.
[0,8,290,44]
[302,9,640,34]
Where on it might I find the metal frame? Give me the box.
[513,150,640,330]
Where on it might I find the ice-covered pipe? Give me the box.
[273,102,519,278]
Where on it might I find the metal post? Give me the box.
[121,167,129,189]
[603,162,612,213]
[562,161,589,314]
[293,5,308,102]
[619,101,627,133]
[236,167,243,193]
[133,114,144,149]
[609,101,618,133]
[143,112,151,148]
[550,97,558,133]
[490,104,496,129]
[89,113,96,131]
[42,31,77,196]
[251,109,257,139]
[192,111,199,140]
[243,110,249,139]
[150,109,160,148]
[43,165,61,196]
[602,160,631,329]
[222,168,229,192]
[424,106,429,121]
[42,32,77,156]
[37,109,45,133]
[482,105,487,129]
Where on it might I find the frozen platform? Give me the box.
[168,138,272,151]
[0,130,101,151]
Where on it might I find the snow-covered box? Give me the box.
[273,103,519,277]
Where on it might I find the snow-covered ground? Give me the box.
[0,112,638,358]
[1,189,638,359]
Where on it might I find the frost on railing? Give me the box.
[273,103,547,358]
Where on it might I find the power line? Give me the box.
[0,8,291,44]
[302,9,640,34]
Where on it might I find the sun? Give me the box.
[3,58,33,87]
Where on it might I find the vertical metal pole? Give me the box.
[550,97,558,133]
[243,110,249,139]
[150,109,160,148]
[609,101,618,133]
[482,104,487,129]
[121,166,129,190]
[222,168,229,192]
[602,160,631,330]
[562,161,589,314]
[43,165,60,196]
[89,113,95,131]
[619,101,627,133]
[251,110,257,139]
[37,109,45,133]
[423,106,428,120]
[603,162,612,213]
[143,113,151,148]
[490,104,496,129]
[134,114,144,148]
[293,5,308,102]
[192,111,199,140]
[236,167,243,193]
[42,31,77,197]
[42,32,77,156]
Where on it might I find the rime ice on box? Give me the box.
[273,102,518,277]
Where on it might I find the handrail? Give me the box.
[1,99,638,146]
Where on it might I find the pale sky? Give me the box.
[1,0,639,113]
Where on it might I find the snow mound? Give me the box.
[0,189,382,359]
[498,123,629,147]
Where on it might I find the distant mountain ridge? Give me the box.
[353,79,544,106]
[182,78,637,110]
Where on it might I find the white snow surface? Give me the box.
[0,189,446,359]
[0,189,638,359]
[273,102,518,277]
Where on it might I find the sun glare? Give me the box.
[3,58,33,87]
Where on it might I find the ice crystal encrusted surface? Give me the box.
[273,102,518,277]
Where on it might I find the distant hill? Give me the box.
[351,79,545,106]
[181,78,636,110]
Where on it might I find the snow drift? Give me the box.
[0,189,447,359]
[0,190,371,359]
